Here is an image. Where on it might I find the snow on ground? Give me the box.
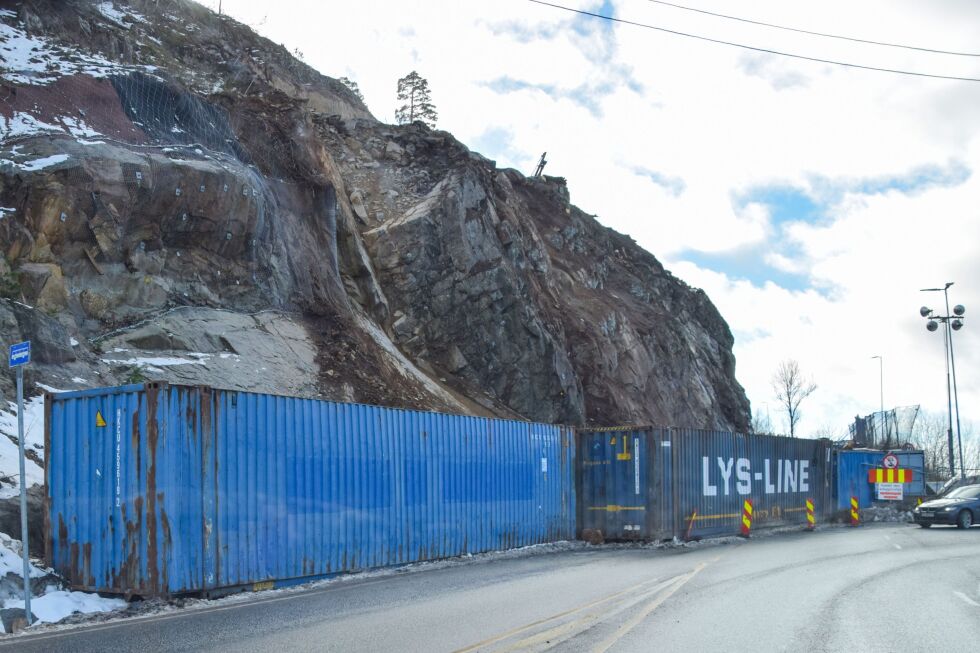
[0,112,66,142]
[0,20,129,86]
[96,2,148,27]
[101,354,213,375]
[0,532,125,631]
[15,154,71,172]
[96,2,130,27]
[0,111,109,144]
[0,391,46,499]
[0,532,45,580]
[3,590,126,628]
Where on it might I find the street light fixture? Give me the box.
[871,355,884,446]
[919,283,966,478]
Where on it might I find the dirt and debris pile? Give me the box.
[0,0,750,442]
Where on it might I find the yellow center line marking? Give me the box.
[452,574,672,653]
[591,559,715,653]
[499,577,681,652]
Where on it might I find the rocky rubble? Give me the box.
[0,0,750,436]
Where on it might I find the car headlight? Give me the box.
[943,506,958,511]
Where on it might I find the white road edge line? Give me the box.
[893,544,901,550]
[954,591,980,607]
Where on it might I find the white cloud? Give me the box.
[213,0,980,435]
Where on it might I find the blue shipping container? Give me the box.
[834,449,925,510]
[578,428,833,540]
[45,383,575,597]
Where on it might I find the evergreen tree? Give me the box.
[338,76,364,103]
[395,71,437,128]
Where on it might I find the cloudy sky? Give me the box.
[210,0,980,437]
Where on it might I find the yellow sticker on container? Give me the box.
[95,410,107,428]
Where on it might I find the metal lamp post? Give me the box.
[920,282,966,478]
[871,355,884,445]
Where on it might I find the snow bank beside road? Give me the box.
[3,590,126,629]
[0,532,125,632]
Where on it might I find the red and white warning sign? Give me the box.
[882,453,899,469]
[876,482,904,501]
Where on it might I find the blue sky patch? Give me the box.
[809,159,971,201]
[675,246,812,292]
[735,185,820,226]
[572,0,615,36]
[483,76,610,117]
[485,20,560,43]
[469,126,526,167]
[631,166,685,196]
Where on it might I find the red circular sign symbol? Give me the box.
[883,453,899,469]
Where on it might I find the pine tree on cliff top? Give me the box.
[338,76,364,103]
[395,71,437,128]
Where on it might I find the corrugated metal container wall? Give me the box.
[46,383,575,597]
[576,428,673,541]
[576,428,832,540]
[671,430,833,538]
[834,450,925,510]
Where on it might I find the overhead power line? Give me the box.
[645,0,980,57]
[527,0,980,83]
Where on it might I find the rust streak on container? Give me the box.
[69,542,79,586]
[145,384,160,594]
[160,505,171,591]
[83,542,94,586]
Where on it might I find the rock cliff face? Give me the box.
[0,0,750,433]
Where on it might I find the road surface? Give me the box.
[5,524,979,652]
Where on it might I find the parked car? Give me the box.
[913,484,980,528]
[937,474,980,496]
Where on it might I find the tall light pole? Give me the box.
[920,282,966,478]
[871,355,884,446]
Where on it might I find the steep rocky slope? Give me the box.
[0,0,750,446]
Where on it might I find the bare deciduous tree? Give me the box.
[771,360,817,437]
[749,409,772,436]
[914,412,979,482]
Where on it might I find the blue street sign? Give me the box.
[9,341,30,368]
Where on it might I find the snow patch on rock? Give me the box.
[0,394,46,500]
[0,16,147,87]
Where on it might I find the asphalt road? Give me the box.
[5,524,980,652]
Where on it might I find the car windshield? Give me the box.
[945,485,980,499]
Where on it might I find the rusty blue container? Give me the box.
[45,383,575,597]
[834,449,925,510]
[577,427,833,540]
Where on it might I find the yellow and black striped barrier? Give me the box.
[850,496,860,526]
[867,468,913,483]
[740,499,753,536]
[806,498,815,530]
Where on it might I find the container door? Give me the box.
[577,430,649,540]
